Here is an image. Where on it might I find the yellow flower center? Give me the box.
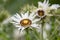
[20,19,32,27]
[37,10,44,16]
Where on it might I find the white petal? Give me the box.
[24,11,29,18]
[20,27,25,32]
[43,0,46,4]
[11,22,19,24]
[29,12,36,20]
[38,2,43,7]
[14,24,21,28]
[43,0,49,10]
[30,15,36,20]
[18,26,24,31]
[50,4,60,10]
[18,28,21,30]
[32,19,40,23]
[20,13,24,18]
[16,26,20,28]
[11,17,20,22]
[46,0,49,5]
[29,12,35,17]
[31,24,39,29]
[15,13,21,19]
[43,0,49,6]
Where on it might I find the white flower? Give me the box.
[35,0,60,18]
[45,23,51,31]
[43,31,48,40]
[11,11,40,32]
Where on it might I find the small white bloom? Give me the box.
[11,11,40,32]
[13,29,25,40]
[35,0,60,18]
[45,23,51,31]
[37,24,42,32]
[43,31,48,40]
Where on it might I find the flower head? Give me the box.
[35,0,60,18]
[11,11,40,32]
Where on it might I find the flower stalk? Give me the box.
[25,28,31,40]
[41,19,45,40]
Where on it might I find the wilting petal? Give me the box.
[31,24,39,29]
[50,4,60,10]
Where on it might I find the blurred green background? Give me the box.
[0,0,60,40]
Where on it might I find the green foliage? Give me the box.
[0,9,10,23]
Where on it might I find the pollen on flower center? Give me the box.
[37,10,44,16]
[20,19,32,27]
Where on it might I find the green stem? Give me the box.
[41,19,44,40]
[32,28,40,40]
[25,28,30,40]
[41,25,43,40]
